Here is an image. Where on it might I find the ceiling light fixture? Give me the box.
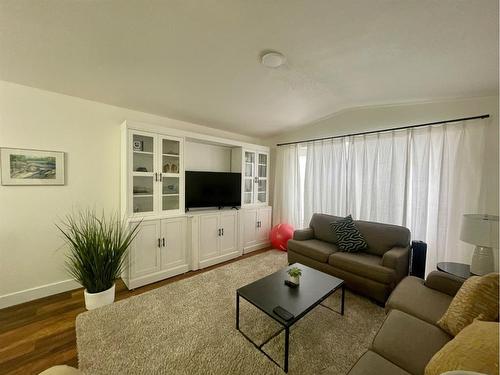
[261,51,286,68]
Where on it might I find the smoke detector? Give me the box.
[261,51,286,68]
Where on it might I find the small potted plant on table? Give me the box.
[287,267,302,286]
[57,209,140,310]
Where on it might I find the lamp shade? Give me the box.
[460,214,499,248]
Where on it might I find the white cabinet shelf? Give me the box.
[189,210,241,269]
[231,148,269,206]
[122,217,189,289]
[123,129,184,217]
[242,206,272,253]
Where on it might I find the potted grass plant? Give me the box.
[57,209,140,310]
[287,267,302,285]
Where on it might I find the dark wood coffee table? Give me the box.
[236,263,345,373]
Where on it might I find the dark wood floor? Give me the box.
[0,248,272,375]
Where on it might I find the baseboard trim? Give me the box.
[243,242,271,254]
[198,251,242,269]
[0,279,81,309]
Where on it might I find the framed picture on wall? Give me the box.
[0,148,65,185]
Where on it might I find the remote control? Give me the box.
[273,306,294,321]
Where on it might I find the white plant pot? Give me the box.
[288,275,300,285]
[84,284,115,310]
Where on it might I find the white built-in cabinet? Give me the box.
[242,206,272,253]
[121,121,272,289]
[195,210,240,268]
[231,149,269,206]
[123,217,189,289]
[126,129,184,217]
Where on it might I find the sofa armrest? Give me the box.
[424,271,464,296]
[293,228,314,241]
[382,247,409,283]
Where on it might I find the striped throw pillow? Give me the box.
[330,215,368,252]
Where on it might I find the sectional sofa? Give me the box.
[348,271,465,374]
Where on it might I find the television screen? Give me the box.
[185,171,241,209]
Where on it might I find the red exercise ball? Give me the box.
[270,223,294,251]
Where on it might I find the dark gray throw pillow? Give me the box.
[330,215,368,252]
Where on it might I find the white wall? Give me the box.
[268,96,499,215]
[0,80,262,308]
[184,141,231,172]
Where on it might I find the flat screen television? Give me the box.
[185,171,241,209]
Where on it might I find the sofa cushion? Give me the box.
[309,213,342,244]
[292,227,314,241]
[386,276,453,325]
[329,251,395,284]
[355,220,411,256]
[425,320,499,375]
[330,215,368,252]
[424,271,464,297]
[371,310,451,375]
[287,239,338,263]
[348,350,411,375]
[438,272,499,336]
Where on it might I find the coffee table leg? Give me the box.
[341,284,345,316]
[284,326,289,373]
[236,293,240,330]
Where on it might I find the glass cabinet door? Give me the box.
[160,137,181,212]
[131,132,156,214]
[243,151,255,204]
[257,153,268,203]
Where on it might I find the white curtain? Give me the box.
[275,118,488,273]
[303,138,348,223]
[272,144,303,228]
[406,121,486,272]
[347,130,409,225]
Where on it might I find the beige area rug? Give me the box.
[76,250,385,374]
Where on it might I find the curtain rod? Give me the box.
[276,114,490,147]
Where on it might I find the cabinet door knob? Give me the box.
[155,172,158,182]
[162,238,166,247]
[158,238,161,248]
[222,228,224,236]
[218,228,221,236]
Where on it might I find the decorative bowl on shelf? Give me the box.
[163,164,170,173]
[171,164,178,173]
[163,184,178,194]
[136,167,148,172]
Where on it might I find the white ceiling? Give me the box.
[0,0,498,137]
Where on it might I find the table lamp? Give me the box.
[460,214,499,275]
